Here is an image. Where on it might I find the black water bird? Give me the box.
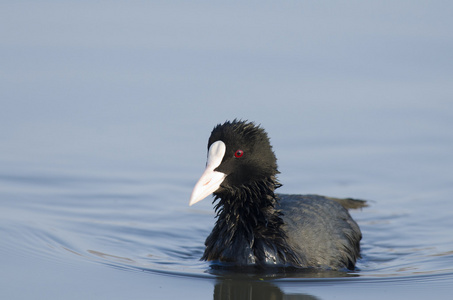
[189,120,365,270]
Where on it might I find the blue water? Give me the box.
[1,2,453,299]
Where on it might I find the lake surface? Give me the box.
[1,2,453,299]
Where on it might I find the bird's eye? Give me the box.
[234,149,244,158]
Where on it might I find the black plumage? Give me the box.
[190,120,365,270]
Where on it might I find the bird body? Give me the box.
[279,194,361,270]
[189,120,364,270]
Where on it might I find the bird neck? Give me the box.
[203,176,299,267]
[215,176,281,223]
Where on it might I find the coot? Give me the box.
[189,120,365,270]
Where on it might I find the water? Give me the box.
[1,2,453,299]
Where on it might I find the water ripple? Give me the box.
[2,172,453,283]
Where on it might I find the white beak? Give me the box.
[189,141,227,206]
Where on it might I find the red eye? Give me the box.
[234,149,244,158]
